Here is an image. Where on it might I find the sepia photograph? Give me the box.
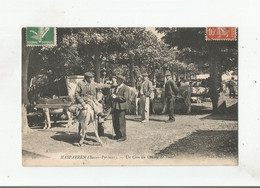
[22,27,238,166]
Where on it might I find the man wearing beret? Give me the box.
[164,71,179,123]
[140,73,153,123]
[75,72,110,119]
[111,75,129,142]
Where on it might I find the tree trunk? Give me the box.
[151,61,155,84]
[209,55,219,112]
[22,104,31,135]
[22,28,33,135]
[129,58,135,87]
[94,49,101,83]
[208,42,226,113]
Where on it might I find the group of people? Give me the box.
[136,71,179,123]
[227,77,237,98]
[74,70,179,142]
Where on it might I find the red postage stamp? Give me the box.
[206,27,237,41]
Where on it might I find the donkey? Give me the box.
[77,104,103,146]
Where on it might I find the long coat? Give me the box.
[111,84,129,111]
[111,84,129,138]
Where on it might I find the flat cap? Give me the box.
[84,72,94,77]
[165,71,171,76]
[116,75,125,81]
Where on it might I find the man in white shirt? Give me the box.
[140,73,153,123]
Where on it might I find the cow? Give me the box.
[155,83,192,114]
[175,83,192,114]
[190,86,210,103]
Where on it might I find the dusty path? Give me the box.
[23,103,238,166]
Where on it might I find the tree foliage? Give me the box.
[31,28,181,88]
[29,27,236,92]
[156,27,238,75]
[157,27,238,113]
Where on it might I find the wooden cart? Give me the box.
[35,75,84,129]
[35,100,73,129]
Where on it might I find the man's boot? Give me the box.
[117,136,127,142]
[165,117,175,123]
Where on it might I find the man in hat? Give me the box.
[101,75,118,120]
[227,77,237,98]
[164,71,179,123]
[111,75,129,141]
[75,72,110,118]
[140,73,153,123]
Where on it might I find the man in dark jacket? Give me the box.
[111,75,129,141]
[227,77,237,98]
[75,72,110,118]
[164,71,179,123]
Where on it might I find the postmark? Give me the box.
[26,27,56,46]
[206,27,237,41]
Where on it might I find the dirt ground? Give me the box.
[22,98,238,166]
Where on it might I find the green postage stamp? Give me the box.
[26,27,56,46]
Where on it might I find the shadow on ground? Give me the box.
[126,117,166,122]
[190,105,212,115]
[22,150,49,159]
[50,131,79,146]
[155,130,238,159]
[86,132,113,139]
[201,114,237,121]
[30,123,70,130]
[50,131,112,146]
[201,103,238,121]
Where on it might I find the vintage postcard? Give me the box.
[22,27,238,166]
